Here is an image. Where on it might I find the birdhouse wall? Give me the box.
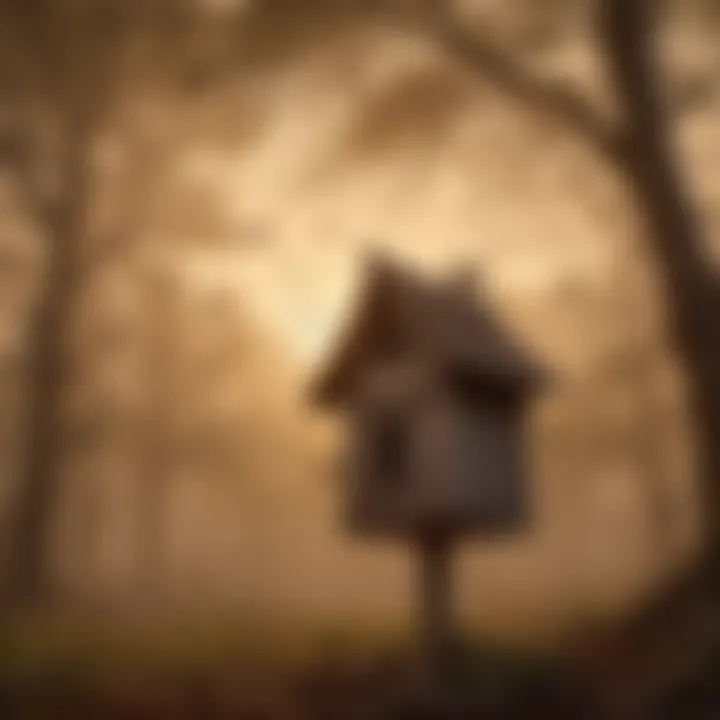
[441,399,526,531]
[342,363,527,536]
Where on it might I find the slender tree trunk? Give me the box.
[136,264,180,598]
[7,120,91,607]
[600,0,720,588]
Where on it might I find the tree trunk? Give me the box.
[136,263,180,598]
[7,121,90,607]
[599,0,720,589]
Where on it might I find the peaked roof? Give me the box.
[311,253,545,408]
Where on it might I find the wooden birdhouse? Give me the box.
[311,254,544,539]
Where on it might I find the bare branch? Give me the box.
[0,0,140,234]
[672,72,720,117]
[419,0,627,166]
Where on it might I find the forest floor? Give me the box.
[0,612,718,719]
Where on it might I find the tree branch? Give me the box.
[418,0,627,166]
[0,0,136,234]
[672,72,720,116]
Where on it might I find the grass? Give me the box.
[0,612,591,718]
[0,611,412,683]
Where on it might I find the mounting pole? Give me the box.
[418,532,455,686]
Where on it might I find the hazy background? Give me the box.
[0,0,718,646]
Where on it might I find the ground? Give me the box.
[0,614,718,719]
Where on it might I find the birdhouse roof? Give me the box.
[311,254,545,408]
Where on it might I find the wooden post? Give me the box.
[419,533,454,686]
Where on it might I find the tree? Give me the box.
[411,0,720,666]
[0,0,204,605]
[0,0,124,605]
